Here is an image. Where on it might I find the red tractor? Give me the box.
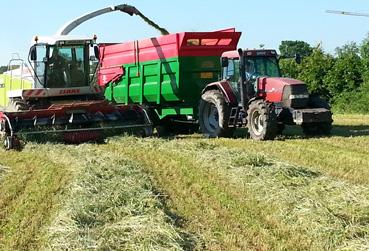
[199,49,333,140]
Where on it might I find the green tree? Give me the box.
[279,40,313,58]
[360,33,369,83]
[297,47,334,98]
[324,42,363,98]
[279,59,300,79]
[0,66,7,74]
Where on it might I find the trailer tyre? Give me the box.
[199,90,234,137]
[247,100,278,140]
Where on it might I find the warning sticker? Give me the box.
[200,72,214,79]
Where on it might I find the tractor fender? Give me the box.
[202,81,238,106]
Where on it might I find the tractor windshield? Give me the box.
[46,45,89,88]
[244,56,281,78]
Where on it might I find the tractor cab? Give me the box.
[29,35,99,89]
[220,50,281,95]
[221,49,281,79]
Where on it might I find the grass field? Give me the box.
[0,114,369,250]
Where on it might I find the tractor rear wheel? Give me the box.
[199,90,234,137]
[247,100,278,140]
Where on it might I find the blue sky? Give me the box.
[1,0,369,65]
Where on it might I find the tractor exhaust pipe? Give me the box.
[238,48,248,108]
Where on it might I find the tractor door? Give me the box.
[221,58,240,102]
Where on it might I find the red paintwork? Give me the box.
[257,77,304,102]
[63,131,102,144]
[203,81,238,105]
[202,77,304,105]
[0,100,141,122]
[98,29,241,86]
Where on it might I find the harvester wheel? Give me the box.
[199,90,234,137]
[3,136,20,150]
[247,100,278,140]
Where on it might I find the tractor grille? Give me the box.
[282,84,309,108]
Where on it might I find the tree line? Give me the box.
[279,37,369,114]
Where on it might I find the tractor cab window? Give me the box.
[223,59,239,82]
[46,45,88,88]
[244,56,281,78]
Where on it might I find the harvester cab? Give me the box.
[25,35,100,101]
[3,35,101,110]
[199,48,333,140]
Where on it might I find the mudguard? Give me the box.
[202,81,238,106]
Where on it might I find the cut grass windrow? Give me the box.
[0,143,192,251]
[42,144,192,251]
[110,135,369,251]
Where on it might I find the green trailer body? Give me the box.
[98,29,241,120]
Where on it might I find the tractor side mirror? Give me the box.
[94,46,100,60]
[30,46,37,61]
[221,57,228,67]
[295,53,302,64]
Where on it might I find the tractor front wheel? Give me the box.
[199,90,234,137]
[247,100,278,140]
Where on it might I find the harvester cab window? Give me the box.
[47,45,87,88]
[32,45,47,87]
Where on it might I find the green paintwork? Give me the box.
[104,56,221,118]
[0,74,33,107]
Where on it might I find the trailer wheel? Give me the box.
[199,90,234,137]
[247,100,278,140]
